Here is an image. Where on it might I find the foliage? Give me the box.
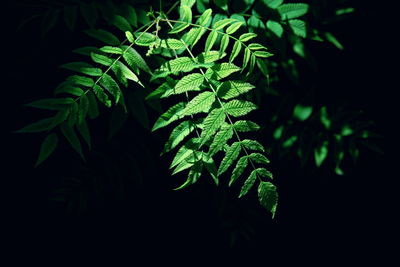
[17,0,380,219]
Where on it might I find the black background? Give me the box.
[3,0,384,264]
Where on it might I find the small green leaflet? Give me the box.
[91,52,113,66]
[293,104,313,121]
[278,3,309,20]
[288,19,306,38]
[173,73,204,94]
[229,41,242,63]
[209,124,233,156]
[206,63,241,80]
[93,84,112,107]
[218,142,242,176]
[239,33,257,42]
[241,139,265,152]
[174,161,203,190]
[99,74,121,103]
[217,81,255,100]
[73,46,100,56]
[152,102,186,131]
[122,46,152,74]
[198,8,212,26]
[229,156,249,186]
[224,100,257,117]
[125,31,135,43]
[258,181,278,218]
[170,138,200,169]
[163,120,196,154]
[85,29,120,46]
[219,35,229,55]
[181,91,215,116]
[239,168,258,198]
[63,5,77,31]
[134,32,157,46]
[314,140,329,167]
[197,51,225,64]
[100,46,123,54]
[205,31,218,52]
[111,15,132,32]
[86,91,99,119]
[80,2,98,28]
[200,108,226,145]
[233,120,260,132]
[159,39,186,50]
[248,152,271,165]
[153,57,197,78]
[214,18,235,30]
[35,133,58,167]
[60,62,102,76]
[226,22,243,34]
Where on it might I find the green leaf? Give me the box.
[100,46,123,54]
[117,61,142,85]
[111,15,132,32]
[60,62,102,76]
[90,52,113,66]
[170,138,200,168]
[206,63,241,80]
[254,51,273,58]
[122,4,137,27]
[257,59,269,78]
[314,140,329,167]
[214,19,235,30]
[278,3,309,20]
[239,168,258,198]
[219,34,230,55]
[241,139,265,152]
[122,46,152,74]
[63,5,77,31]
[174,161,203,190]
[263,0,284,9]
[202,153,219,185]
[93,84,112,107]
[60,122,84,160]
[217,81,255,100]
[181,91,215,116]
[205,31,218,52]
[248,43,268,50]
[35,133,58,167]
[197,51,226,64]
[248,152,271,165]
[239,33,257,42]
[218,141,242,175]
[293,104,313,121]
[324,32,344,50]
[198,8,212,26]
[54,82,84,96]
[152,102,186,131]
[99,74,121,103]
[16,118,54,133]
[229,156,248,186]
[209,124,234,156]
[153,57,197,78]
[163,120,196,154]
[125,31,135,43]
[242,47,251,69]
[233,120,260,132]
[226,22,243,34]
[288,19,306,38]
[200,108,226,145]
[229,41,242,63]
[134,32,157,46]
[25,98,74,110]
[258,181,278,218]
[146,78,177,100]
[224,100,257,117]
[159,39,186,50]
[85,29,120,46]
[174,73,204,94]
[184,27,205,48]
